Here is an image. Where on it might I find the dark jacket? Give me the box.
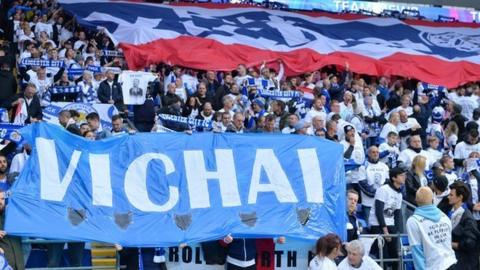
[192,92,214,111]
[97,80,123,105]
[227,238,256,262]
[452,209,480,270]
[17,95,43,124]
[386,92,401,112]
[437,196,451,216]
[0,212,24,270]
[0,70,17,105]
[204,80,221,97]
[405,170,422,206]
[213,85,230,110]
[448,114,468,142]
[158,106,188,132]
[347,212,360,242]
[161,93,181,107]
[65,123,81,136]
[133,98,155,124]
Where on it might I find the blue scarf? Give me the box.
[101,50,124,57]
[258,89,301,99]
[158,114,212,129]
[81,83,97,103]
[43,85,83,103]
[67,65,100,76]
[21,58,65,68]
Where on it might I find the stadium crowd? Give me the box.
[0,0,480,269]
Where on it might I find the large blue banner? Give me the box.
[5,123,345,247]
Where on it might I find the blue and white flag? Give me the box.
[6,123,346,246]
[59,0,480,88]
[0,123,24,143]
[42,102,118,130]
[417,82,447,97]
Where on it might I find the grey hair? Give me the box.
[346,240,365,256]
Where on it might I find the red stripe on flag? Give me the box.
[120,36,480,88]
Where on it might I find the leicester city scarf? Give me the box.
[20,58,65,68]
[158,114,212,129]
[258,89,301,99]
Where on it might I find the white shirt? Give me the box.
[304,108,327,124]
[9,152,29,174]
[444,171,458,186]
[234,74,252,88]
[35,22,53,37]
[341,140,365,165]
[456,96,479,121]
[358,161,390,207]
[74,40,88,51]
[398,148,432,169]
[339,102,353,120]
[379,122,397,140]
[308,255,337,270]
[27,71,53,98]
[454,141,480,161]
[175,87,188,103]
[397,118,420,150]
[393,105,413,116]
[406,210,457,270]
[337,256,382,270]
[379,142,399,167]
[427,122,443,138]
[426,148,442,163]
[369,184,402,226]
[181,74,199,95]
[218,109,234,119]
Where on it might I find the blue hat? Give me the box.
[294,121,306,132]
[252,97,265,108]
[432,107,444,123]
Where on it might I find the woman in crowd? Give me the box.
[308,233,342,270]
[405,155,428,205]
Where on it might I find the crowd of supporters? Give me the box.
[0,0,480,269]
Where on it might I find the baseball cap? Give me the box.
[252,97,265,108]
[294,121,307,132]
[344,124,354,133]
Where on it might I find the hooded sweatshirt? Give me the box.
[406,205,457,270]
